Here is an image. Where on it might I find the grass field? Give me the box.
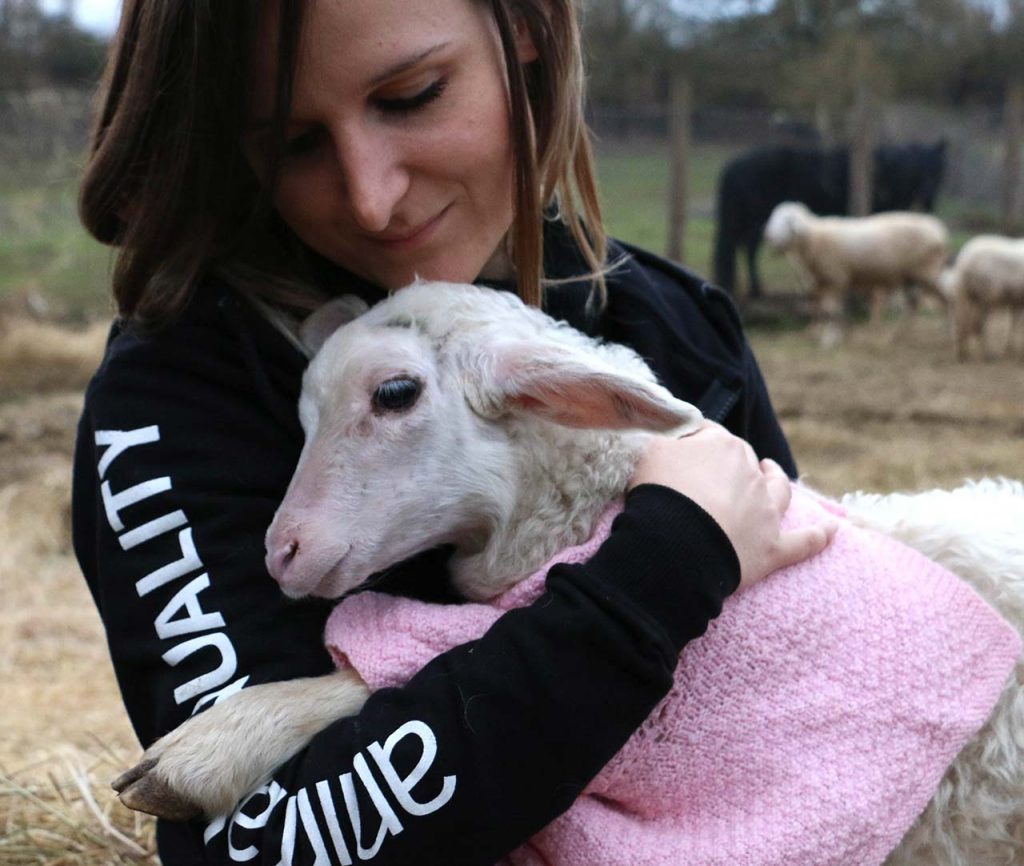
[594,139,982,293]
[0,140,998,316]
[1,142,1022,863]
[0,159,114,319]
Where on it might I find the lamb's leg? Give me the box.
[113,669,369,820]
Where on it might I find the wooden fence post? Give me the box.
[848,44,875,217]
[1003,79,1024,235]
[666,73,691,263]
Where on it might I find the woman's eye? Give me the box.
[375,79,447,116]
[372,377,423,413]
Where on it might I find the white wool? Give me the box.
[939,235,1024,361]
[764,202,950,345]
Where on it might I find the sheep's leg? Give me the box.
[113,669,370,820]
[955,297,980,362]
[903,285,920,332]
[1006,307,1024,357]
[815,285,845,350]
[887,285,921,345]
[977,308,994,361]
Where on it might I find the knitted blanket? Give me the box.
[325,488,1020,866]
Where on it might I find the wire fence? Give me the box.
[588,100,1008,221]
[0,89,1011,231]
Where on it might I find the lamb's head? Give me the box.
[265,281,701,601]
[764,201,812,252]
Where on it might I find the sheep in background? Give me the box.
[764,202,950,347]
[114,282,1024,866]
[711,140,947,298]
[940,234,1024,361]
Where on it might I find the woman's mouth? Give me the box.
[373,204,451,252]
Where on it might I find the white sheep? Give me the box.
[764,202,950,347]
[114,282,1024,865]
[939,234,1024,361]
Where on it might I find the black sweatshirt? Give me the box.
[71,235,796,866]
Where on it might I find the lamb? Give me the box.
[939,234,1024,361]
[113,281,1024,865]
[763,202,950,347]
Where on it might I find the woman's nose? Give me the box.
[333,127,410,233]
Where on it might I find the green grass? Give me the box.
[594,141,806,294]
[0,144,1002,319]
[594,141,1001,298]
[0,160,114,319]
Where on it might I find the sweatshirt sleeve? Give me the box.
[73,318,739,866]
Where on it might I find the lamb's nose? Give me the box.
[266,538,300,585]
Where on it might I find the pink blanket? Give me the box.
[325,489,1020,866]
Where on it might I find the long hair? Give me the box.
[79,0,607,330]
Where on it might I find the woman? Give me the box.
[73,1,832,863]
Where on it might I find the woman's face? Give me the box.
[248,0,531,290]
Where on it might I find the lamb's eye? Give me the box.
[372,377,422,413]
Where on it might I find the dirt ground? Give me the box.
[0,307,1021,861]
[750,311,1024,495]
[0,315,153,863]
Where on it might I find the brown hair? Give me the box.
[79,0,606,330]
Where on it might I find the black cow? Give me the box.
[712,140,947,298]
[873,140,947,213]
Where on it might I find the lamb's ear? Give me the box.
[299,296,370,357]
[466,340,703,433]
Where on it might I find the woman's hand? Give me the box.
[630,422,837,590]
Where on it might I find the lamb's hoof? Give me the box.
[112,758,202,822]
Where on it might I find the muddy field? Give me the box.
[1,307,1021,863]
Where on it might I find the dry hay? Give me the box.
[0,392,87,490]
[1,315,151,864]
[1,747,157,866]
[0,315,108,397]
[750,312,1024,497]
[0,459,71,561]
[0,458,150,863]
